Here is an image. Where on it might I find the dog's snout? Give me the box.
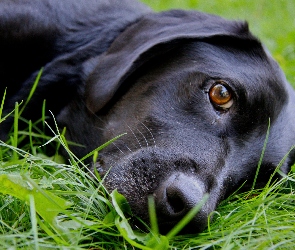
[165,174,203,215]
[154,173,208,234]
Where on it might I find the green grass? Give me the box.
[1,0,295,249]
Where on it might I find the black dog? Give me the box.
[1,0,295,234]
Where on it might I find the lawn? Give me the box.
[1,0,295,249]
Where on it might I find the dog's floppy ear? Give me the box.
[85,10,255,113]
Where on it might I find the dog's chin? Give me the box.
[158,219,207,235]
[130,213,208,235]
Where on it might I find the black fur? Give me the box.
[1,0,295,234]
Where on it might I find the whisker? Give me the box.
[126,124,143,149]
[124,143,133,152]
[136,128,149,147]
[139,120,157,148]
[112,142,127,156]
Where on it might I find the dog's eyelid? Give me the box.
[218,98,234,109]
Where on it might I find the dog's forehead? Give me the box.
[170,41,288,100]
[182,41,273,79]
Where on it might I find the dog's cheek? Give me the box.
[103,161,164,221]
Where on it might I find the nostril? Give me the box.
[166,188,185,214]
[154,173,209,234]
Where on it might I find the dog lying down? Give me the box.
[1,0,295,234]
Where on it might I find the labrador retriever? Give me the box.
[1,0,295,234]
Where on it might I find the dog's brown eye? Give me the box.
[209,82,233,109]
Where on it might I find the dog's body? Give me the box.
[1,0,295,233]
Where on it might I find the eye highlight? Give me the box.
[209,81,233,109]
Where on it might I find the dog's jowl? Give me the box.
[1,0,295,234]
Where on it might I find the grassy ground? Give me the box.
[1,0,295,249]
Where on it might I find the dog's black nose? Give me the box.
[154,173,208,234]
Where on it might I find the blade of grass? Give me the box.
[79,133,127,162]
[42,99,46,147]
[148,195,159,235]
[29,195,40,250]
[12,102,19,160]
[252,119,270,190]
[265,145,295,189]
[54,126,66,156]
[28,120,34,153]
[19,68,43,116]
[0,88,6,120]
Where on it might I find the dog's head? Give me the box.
[59,10,295,234]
